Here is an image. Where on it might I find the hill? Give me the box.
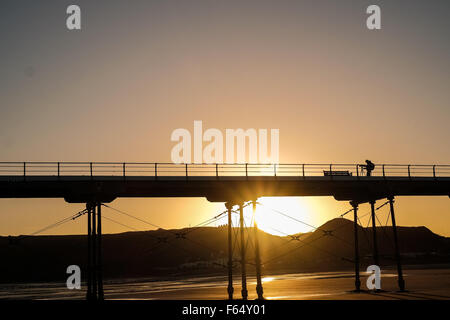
[0,218,449,283]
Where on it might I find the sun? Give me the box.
[254,197,315,236]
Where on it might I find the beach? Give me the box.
[1,266,449,300]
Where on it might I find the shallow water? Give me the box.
[2,268,450,300]
[0,270,405,300]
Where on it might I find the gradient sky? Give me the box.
[0,0,449,237]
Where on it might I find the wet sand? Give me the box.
[1,267,450,300]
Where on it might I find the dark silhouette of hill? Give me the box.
[268,218,450,272]
[0,218,449,283]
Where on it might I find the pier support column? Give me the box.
[370,200,380,267]
[388,196,405,291]
[350,201,361,292]
[86,203,92,300]
[86,201,104,301]
[97,202,104,300]
[225,202,234,300]
[253,200,264,300]
[92,203,97,299]
[239,202,248,300]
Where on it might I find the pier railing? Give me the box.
[0,162,449,179]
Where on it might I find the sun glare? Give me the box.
[255,197,315,236]
[261,276,275,283]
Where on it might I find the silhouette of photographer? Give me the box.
[360,160,375,176]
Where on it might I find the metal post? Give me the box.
[253,200,264,300]
[91,203,97,300]
[226,202,234,300]
[97,202,104,300]
[370,200,380,267]
[351,201,361,292]
[239,203,248,300]
[388,196,405,291]
[86,203,92,300]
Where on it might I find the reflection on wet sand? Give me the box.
[1,268,449,300]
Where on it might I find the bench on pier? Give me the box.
[323,170,352,176]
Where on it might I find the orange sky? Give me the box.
[0,1,449,237]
